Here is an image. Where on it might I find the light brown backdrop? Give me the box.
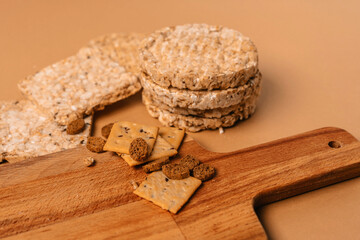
[0,0,359,239]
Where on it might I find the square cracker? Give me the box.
[18,35,142,126]
[120,135,177,166]
[103,121,159,154]
[133,171,202,214]
[0,100,92,163]
[159,127,185,150]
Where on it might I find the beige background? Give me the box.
[0,0,359,239]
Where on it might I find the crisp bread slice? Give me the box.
[18,33,142,126]
[119,135,177,166]
[103,121,159,154]
[0,100,92,163]
[159,127,185,150]
[133,171,202,214]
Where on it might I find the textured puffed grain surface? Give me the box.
[0,100,91,162]
[18,34,142,126]
[142,88,259,118]
[144,97,257,132]
[133,171,202,214]
[88,33,145,75]
[141,71,261,110]
[139,23,258,90]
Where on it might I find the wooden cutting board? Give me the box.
[0,127,359,239]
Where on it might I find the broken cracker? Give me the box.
[133,171,201,214]
[0,100,91,163]
[120,135,177,166]
[142,157,170,173]
[103,121,159,154]
[158,127,185,150]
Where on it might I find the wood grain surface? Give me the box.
[0,127,359,239]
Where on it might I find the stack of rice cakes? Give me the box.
[139,24,261,132]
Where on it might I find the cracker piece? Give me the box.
[103,121,158,154]
[139,24,258,90]
[133,171,202,214]
[18,34,142,126]
[119,135,177,166]
[140,71,261,110]
[129,138,148,162]
[158,127,185,150]
[83,156,95,167]
[142,157,170,173]
[0,100,92,163]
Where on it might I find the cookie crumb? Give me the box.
[101,123,114,139]
[66,118,85,135]
[193,164,216,181]
[86,136,106,153]
[83,156,95,167]
[129,138,148,161]
[162,163,190,180]
[219,127,224,134]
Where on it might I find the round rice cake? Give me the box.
[142,89,259,118]
[140,71,261,110]
[144,100,257,132]
[139,23,258,90]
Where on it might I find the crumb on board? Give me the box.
[130,180,139,190]
[219,127,224,134]
[83,156,95,167]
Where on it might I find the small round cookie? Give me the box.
[193,164,216,181]
[162,163,190,180]
[140,71,261,110]
[139,23,258,90]
[144,99,257,132]
[179,155,200,171]
[66,118,85,135]
[142,90,259,118]
[129,138,148,162]
[101,123,114,139]
[86,136,106,153]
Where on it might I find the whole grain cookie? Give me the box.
[142,157,170,173]
[129,138,148,161]
[162,163,190,180]
[66,118,85,135]
[101,123,114,139]
[144,98,257,132]
[139,23,258,90]
[179,155,200,171]
[140,71,261,110]
[193,163,216,181]
[142,90,259,118]
[86,136,106,153]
